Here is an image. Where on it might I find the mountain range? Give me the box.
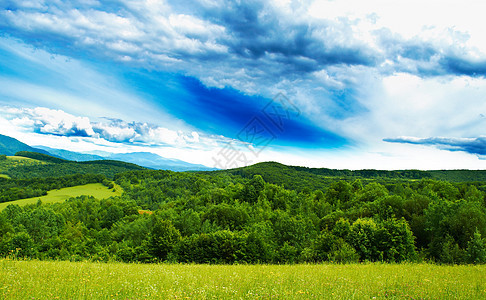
[0,134,216,171]
[0,134,51,156]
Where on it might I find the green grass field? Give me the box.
[0,260,484,299]
[0,183,123,211]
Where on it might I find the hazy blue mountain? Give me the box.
[0,134,51,156]
[0,134,215,171]
[35,146,105,162]
[36,146,216,171]
[107,152,217,171]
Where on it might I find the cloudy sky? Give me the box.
[1,0,486,170]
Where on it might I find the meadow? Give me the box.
[0,260,485,299]
[0,183,122,211]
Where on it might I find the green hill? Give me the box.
[5,153,145,180]
[1,158,486,265]
[0,155,47,175]
[0,134,51,156]
[0,182,123,211]
[15,151,68,163]
[213,162,486,192]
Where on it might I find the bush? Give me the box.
[466,229,486,264]
[149,219,181,261]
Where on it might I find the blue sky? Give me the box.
[1,0,486,169]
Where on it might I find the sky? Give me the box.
[1,0,486,170]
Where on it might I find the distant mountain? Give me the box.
[36,146,216,171]
[107,152,216,171]
[35,146,105,162]
[0,134,51,156]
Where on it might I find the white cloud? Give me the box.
[2,0,486,169]
[2,107,95,136]
[3,0,486,110]
[0,37,187,130]
[0,105,241,152]
[308,0,486,50]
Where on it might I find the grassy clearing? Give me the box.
[0,260,484,299]
[0,183,123,210]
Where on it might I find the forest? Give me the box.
[0,153,485,264]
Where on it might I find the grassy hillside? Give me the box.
[6,152,145,179]
[15,151,68,163]
[0,183,122,211]
[1,260,484,299]
[0,156,47,175]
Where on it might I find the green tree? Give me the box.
[243,175,265,203]
[202,204,249,231]
[325,181,353,206]
[174,210,201,236]
[10,232,36,258]
[149,219,181,261]
[466,229,486,264]
[349,218,379,261]
[356,182,388,203]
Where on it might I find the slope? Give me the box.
[0,182,123,211]
[216,161,486,192]
[0,134,51,156]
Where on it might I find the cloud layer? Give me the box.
[384,136,486,156]
[1,106,204,148]
[3,1,486,140]
[1,0,486,168]
[3,0,486,87]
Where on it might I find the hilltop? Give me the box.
[0,134,215,171]
[214,161,486,192]
[0,134,51,156]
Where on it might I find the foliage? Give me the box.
[6,158,144,179]
[15,151,68,163]
[218,162,486,192]
[0,160,485,264]
[0,174,107,203]
[0,156,46,175]
[149,219,181,260]
[466,229,486,264]
[0,183,122,211]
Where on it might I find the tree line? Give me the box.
[0,168,485,264]
[5,152,145,180]
[0,174,109,203]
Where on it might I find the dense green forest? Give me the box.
[0,154,485,264]
[219,162,486,191]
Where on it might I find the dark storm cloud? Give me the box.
[441,56,486,77]
[2,0,486,94]
[384,136,486,155]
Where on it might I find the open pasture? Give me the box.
[0,260,484,299]
[0,183,122,211]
